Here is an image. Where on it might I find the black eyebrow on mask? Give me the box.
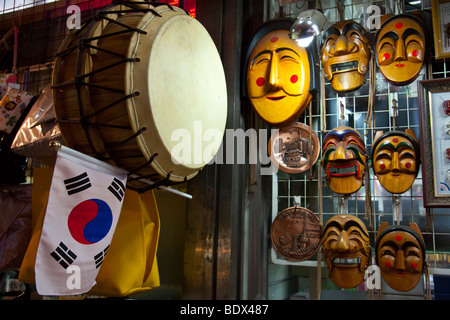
[275,47,300,57]
[323,220,369,238]
[342,22,367,37]
[322,27,340,41]
[251,49,271,65]
[380,240,399,250]
[251,47,300,66]
[402,241,420,251]
[379,240,420,251]
[402,28,423,41]
[380,31,399,42]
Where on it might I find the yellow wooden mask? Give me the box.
[375,222,426,292]
[320,20,371,92]
[321,215,371,289]
[322,126,367,195]
[246,29,312,127]
[374,14,426,86]
[371,129,420,194]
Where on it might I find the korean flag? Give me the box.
[35,146,127,296]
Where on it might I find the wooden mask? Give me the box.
[371,129,420,194]
[246,29,312,127]
[322,126,367,195]
[375,222,426,292]
[321,215,371,289]
[320,20,371,92]
[374,14,426,86]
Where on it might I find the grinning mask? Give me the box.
[374,14,426,86]
[322,126,367,195]
[375,222,426,292]
[321,215,371,289]
[320,20,371,92]
[371,129,420,194]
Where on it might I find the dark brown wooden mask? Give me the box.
[375,222,426,292]
[321,215,371,289]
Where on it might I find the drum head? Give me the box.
[127,7,227,182]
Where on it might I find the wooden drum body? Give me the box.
[53,3,227,189]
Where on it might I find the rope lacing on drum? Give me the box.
[54,2,192,193]
[127,171,189,194]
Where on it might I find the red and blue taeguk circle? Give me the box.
[67,199,113,245]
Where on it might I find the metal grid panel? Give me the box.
[272,0,450,273]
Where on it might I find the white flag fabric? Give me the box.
[35,146,127,296]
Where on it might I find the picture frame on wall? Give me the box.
[418,78,450,207]
[432,0,450,59]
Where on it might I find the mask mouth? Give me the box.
[328,164,359,177]
[331,60,358,73]
[266,95,286,101]
[331,257,361,266]
[390,169,402,177]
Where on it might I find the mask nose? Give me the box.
[391,152,400,171]
[395,39,406,61]
[334,35,356,55]
[333,144,348,160]
[395,250,406,271]
[268,53,282,90]
[335,230,350,252]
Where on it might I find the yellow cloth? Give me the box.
[19,167,160,297]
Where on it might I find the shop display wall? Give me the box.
[269,0,450,299]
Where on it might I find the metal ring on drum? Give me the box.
[52,1,228,190]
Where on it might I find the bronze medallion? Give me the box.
[269,122,320,174]
[271,206,322,261]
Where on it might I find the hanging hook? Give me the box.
[337,0,344,21]
[339,194,347,214]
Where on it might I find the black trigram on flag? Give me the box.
[94,245,110,269]
[50,242,77,269]
[64,172,91,195]
[108,177,125,201]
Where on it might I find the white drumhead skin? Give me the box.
[129,9,227,181]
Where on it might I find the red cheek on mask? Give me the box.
[411,262,418,269]
[290,74,298,83]
[385,261,392,268]
[405,162,411,169]
[256,77,265,87]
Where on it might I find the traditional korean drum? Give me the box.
[52,3,227,189]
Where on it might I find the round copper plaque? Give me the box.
[271,206,322,261]
[269,122,320,174]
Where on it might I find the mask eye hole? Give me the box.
[327,231,339,237]
[405,250,419,258]
[381,250,395,257]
